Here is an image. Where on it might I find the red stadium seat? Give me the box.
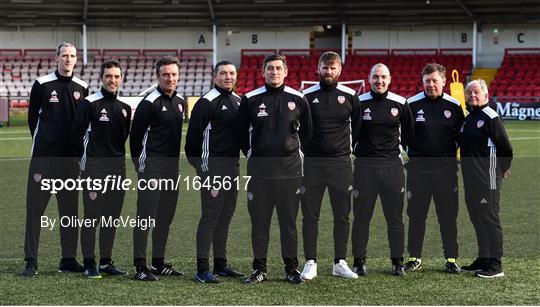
[19,99,29,108]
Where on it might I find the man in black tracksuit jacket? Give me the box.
[404,63,465,274]
[458,79,512,278]
[71,60,131,278]
[130,56,186,281]
[237,54,312,284]
[23,43,88,277]
[185,60,244,283]
[300,52,361,280]
[351,63,414,276]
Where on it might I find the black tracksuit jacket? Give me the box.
[185,86,241,174]
[302,82,362,161]
[237,83,313,179]
[71,87,131,172]
[353,90,414,168]
[28,70,88,157]
[458,104,513,190]
[130,86,185,173]
[407,92,465,173]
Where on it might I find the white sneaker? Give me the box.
[301,260,317,280]
[333,259,358,279]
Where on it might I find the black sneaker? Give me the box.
[84,266,102,279]
[444,261,461,273]
[151,263,184,276]
[243,270,267,285]
[353,263,368,276]
[285,269,304,284]
[21,262,38,278]
[476,259,504,278]
[404,259,422,272]
[391,263,406,277]
[99,262,128,275]
[134,266,159,281]
[58,258,85,273]
[461,258,487,273]
[476,268,504,278]
[213,266,245,277]
[195,271,222,283]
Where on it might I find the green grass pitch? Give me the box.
[0,112,539,305]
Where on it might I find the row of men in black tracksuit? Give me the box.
[22,43,185,279]
[21,43,512,283]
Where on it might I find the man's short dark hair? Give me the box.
[318,51,341,66]
[422,63,446,79]
[262,54,287,71]
[100,59,122,78]
[155,56,181,75]
[213,60,235,76]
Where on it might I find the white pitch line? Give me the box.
[507,129,540,132]
[0,152,187,161]
[0,131,30,134]
[0,127,188,134]
[2,137,539,142]
[0,137,31,140]
[0,157,31,161]
[509,137,540,141]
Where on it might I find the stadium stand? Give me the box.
[236,48,472,98]
[4,47,540,108]
[488,48,540,102]
[0,48,214,106]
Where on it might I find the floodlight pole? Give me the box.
[341,22,346,64]
[472,22,477,69]
[212,24,217,67]
[82,24,87,65]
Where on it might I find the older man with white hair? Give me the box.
[458,79,513,278]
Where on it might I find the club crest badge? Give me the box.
[337,96,345,104]
[247,192,254,201]
[89,191,97,200]
[288,101,296,111]
[210,189,219,198]
[391,108,399,117]
[73,91,81,101]
[477,120,484,128]
[444,110,452,118]
[122,109,128,118]
[34,173,42,182]
[178,103,183,113]
[352,190,359,198]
